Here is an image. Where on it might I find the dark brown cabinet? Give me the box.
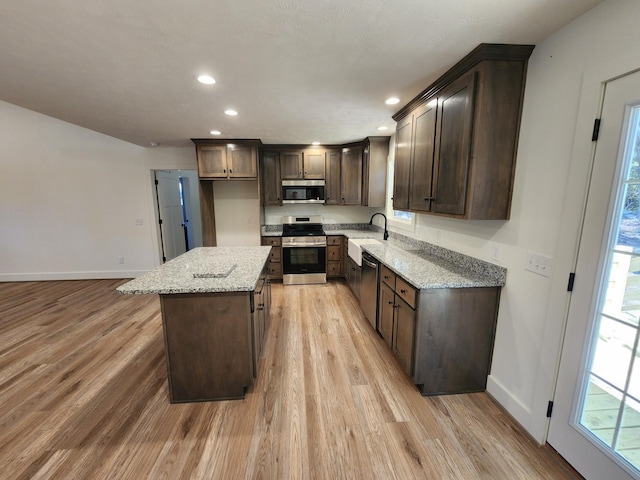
[261,236,282,279]
[280,149,325,179]
[325,149,341,205]
[392,43,534,219]
[341,145,363,205]
[326,235,343,278]
[194,141,259,179]
[377,264,500,395]
[346,256,361,299]
[378,266,416,376]
[261,150,281,205]
[408,100,438,212]
[362,137,390,208]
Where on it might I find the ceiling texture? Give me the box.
[0,0,601,147]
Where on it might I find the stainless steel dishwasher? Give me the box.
[360,251,379,329]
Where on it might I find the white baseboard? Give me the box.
[486,375,544,443]
[0,270,148,282]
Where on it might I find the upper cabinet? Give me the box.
[262,150,281,205]
[392,43,534,220]
[192,139,261,180]
[280,149,325,179]
[259,138,389,207]
[340,145,363,205]
[325,149,341,205]
[362,137,390,208]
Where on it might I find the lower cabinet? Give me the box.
[261,236,282,279]
[346,256,361,300]
[379,267,416,376]
[251,267,271,378]
[377,264,500,395]
[326,235,342,278]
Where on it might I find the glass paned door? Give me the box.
[577,104,640,474]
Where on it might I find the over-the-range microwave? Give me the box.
[281,179,325,204]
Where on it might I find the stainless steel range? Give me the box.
[281,215,326,285]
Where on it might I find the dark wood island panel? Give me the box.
[160,292,254,403]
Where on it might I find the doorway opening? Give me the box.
[153,170,202,263]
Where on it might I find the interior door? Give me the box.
[548,70,640,480]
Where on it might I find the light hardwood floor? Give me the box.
[0,279,580,479]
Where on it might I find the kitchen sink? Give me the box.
[347,238,381,266]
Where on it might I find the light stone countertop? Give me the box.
[262,225,506,289]
[117,246,271,295]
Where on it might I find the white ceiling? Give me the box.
[0,0,601,147]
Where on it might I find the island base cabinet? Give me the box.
[160,292,253,403]
[413,287,500,395]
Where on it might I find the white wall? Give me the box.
[213,180,261,246]
[0,101,196,280]
[384,0,640,442]
[264,204,383,225]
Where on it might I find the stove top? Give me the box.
[281,215,325,237]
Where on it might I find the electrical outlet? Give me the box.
[135,218,143,226]
[490,242,501,261]
[118,256,125,265]
[525,251,552,277]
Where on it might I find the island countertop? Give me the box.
[117,246,272,295]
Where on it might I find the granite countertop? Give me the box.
[117,246,271,295]
[262,225,506,289]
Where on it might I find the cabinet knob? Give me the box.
[400,289,406,294]
[388,300,393,305]
[384,275,389,280]
[223,169,227,173]
[229,169,233,173]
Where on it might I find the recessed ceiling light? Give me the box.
[150,142,159,147]
[312,141,320,146]
[377,126,389,131]
[210,130,221,135]
[385,97,400,105]
[197,74,216,85]
[224,109,238,116]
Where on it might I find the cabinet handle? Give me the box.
[223,169,227,173]
[400,289,406,294]
[384,275,389,280]
[229,169,233,173]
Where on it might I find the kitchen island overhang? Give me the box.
[118,246,272,403]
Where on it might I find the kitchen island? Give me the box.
[118,246,272,403]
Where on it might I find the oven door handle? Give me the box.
[282,240,327,248]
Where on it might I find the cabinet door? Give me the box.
[340,146,362,205]
[393,115,413,210]
[197,145,228,178]
[393,296,416,376]
[378,282,395,348]
[409,100,438,211]
[280,150,304,179]
[303,150,326,179]
[262,151,281,205]
[227,145,257,178]
[432,71,476,215]
[325,149,341,205]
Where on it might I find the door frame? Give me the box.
[539,56,640,445]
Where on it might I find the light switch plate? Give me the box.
[525,251,553,277]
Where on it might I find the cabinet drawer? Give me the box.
[327,236,342,246]
[327,261,342,277]
[261,236,281,247]
[395,277,417,309]
[380,264,396,289]
[327,245,341,261]
[269,246,281,262]
[268,262,282,278]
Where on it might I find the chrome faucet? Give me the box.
[369,213,389,241]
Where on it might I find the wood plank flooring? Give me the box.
[0,279,581,479]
